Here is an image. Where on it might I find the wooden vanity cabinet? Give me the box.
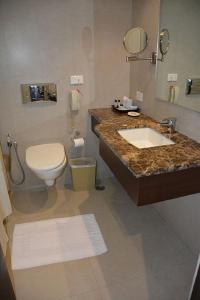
[91,114,200,206]
[100,140,200,206]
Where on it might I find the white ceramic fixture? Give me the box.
[118,127,175,149]
[26,143,67,186]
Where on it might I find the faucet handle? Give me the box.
[160,117,177,133]
[160,117,176,124]
[168,117,177,127]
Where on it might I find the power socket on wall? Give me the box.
[70,75,84,85]
[136,91,143,102]
[167,73,178,82]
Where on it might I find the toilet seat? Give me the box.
[26,143,66,171]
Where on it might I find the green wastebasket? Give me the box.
[69,157,96,191]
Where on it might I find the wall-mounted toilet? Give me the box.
[26,143,67,186]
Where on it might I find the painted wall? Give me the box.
[0,0,132,189]
[130,0,200,256]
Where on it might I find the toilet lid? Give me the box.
[26,143,66,171]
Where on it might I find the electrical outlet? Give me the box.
[70,75,84,85]
[167,74,178,82]
[136,91,143,102]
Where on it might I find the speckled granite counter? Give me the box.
[89,107,200,178]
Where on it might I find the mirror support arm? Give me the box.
[126,52,163,65]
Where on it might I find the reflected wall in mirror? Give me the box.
[156,0,200,113]
[123,27,147,55]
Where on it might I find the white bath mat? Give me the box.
[11,214,107,270]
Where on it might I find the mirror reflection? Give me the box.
[123,27,147,55]
[156,0,200,113]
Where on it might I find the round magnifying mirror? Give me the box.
[159,29,169,57]
[123,27,148,55]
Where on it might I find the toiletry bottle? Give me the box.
[114,99,118,108]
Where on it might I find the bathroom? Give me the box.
[0,0,200,299]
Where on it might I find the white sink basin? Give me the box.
[118,127,175,149]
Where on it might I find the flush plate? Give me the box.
[21,83,57,103]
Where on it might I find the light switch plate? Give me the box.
[167,74,178,82]
[136,91,143,102]
[70,75,84,85]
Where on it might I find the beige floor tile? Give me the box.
[14,263,71,300]
[99,271,191,300]
[90,243,146,287]
[12,187,55,214]
[152,263,195,300]
[63,259,99,297]
[100,279,150,300]
[8,178,195,300]
[10,187,74,221]
[67,190,110,216]
[71,289,103,300]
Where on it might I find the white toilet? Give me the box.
[26,143,67,186]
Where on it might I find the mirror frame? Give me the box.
[123,27,148,55]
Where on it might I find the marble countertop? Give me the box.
[89,107,200,178]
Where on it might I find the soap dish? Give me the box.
[128,111,140,117]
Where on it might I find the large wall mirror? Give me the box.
[156,0,200,113]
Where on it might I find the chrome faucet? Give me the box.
[160,117,177,133]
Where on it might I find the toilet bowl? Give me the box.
[26,143,67,186]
